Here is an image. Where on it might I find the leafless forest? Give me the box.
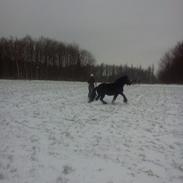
[0,36,157,83]
[0,36,182,83]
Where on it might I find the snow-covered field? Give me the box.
[0,80,183,183]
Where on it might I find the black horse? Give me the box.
[88,75,131,104]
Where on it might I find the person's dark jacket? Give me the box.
[88,77,95,85]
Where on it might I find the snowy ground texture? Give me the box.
[0,80,183,183]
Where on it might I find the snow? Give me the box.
[0,80,183,183]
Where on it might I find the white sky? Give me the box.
[0,0,183,70]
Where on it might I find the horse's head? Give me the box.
[123,75,132,85]
[115,75,132,86]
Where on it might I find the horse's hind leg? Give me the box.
[121,93,127,103]
[100,94,107,104]
[112,94,118,104]
[95,94,100,101]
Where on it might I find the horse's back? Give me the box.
[97,82,122,96]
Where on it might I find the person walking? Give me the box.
[88,73,96,100]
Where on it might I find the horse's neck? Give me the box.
[114,82,125,88]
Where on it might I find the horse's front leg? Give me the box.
[121,92,128,103]
[112,94,118,104]
[100,94,107,104]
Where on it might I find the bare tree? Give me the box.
[158,41,183,83]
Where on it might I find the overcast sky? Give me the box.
[0,0,183,70]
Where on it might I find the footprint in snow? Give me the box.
[62,165,74,175]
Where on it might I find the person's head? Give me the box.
[90,73,94,77]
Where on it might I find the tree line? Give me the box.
[90,63,156,83]
[0,36,157,83]
[158,41,183,84]
[0,36,96,81]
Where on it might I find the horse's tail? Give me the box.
[88,87,98,103]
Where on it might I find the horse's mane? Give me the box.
[114,75,128,84]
